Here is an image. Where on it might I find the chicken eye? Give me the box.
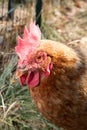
[35,52,47,63]
[36,55,43,63]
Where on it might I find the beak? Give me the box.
[15,62,39,78]
[15,64,34,78]
[15,65,29,78]
[15,69,24,78]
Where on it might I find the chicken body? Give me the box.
[29,39,87,130]
[15,20,87,130]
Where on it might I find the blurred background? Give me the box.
[0,0,87,129]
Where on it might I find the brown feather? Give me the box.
[29,39,87,130]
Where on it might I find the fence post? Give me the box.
[8,0,15,20]
[36,0,42,28]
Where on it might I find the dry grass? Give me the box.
[0,57,61,130]
[0,0,87,129]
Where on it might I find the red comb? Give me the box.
[15,19,41,64]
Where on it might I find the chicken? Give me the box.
[15,19,87,130]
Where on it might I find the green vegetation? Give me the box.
[0,57,61,130]
[0,0,87,129]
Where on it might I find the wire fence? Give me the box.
[0,0,34,72]
[0,0,33,49]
